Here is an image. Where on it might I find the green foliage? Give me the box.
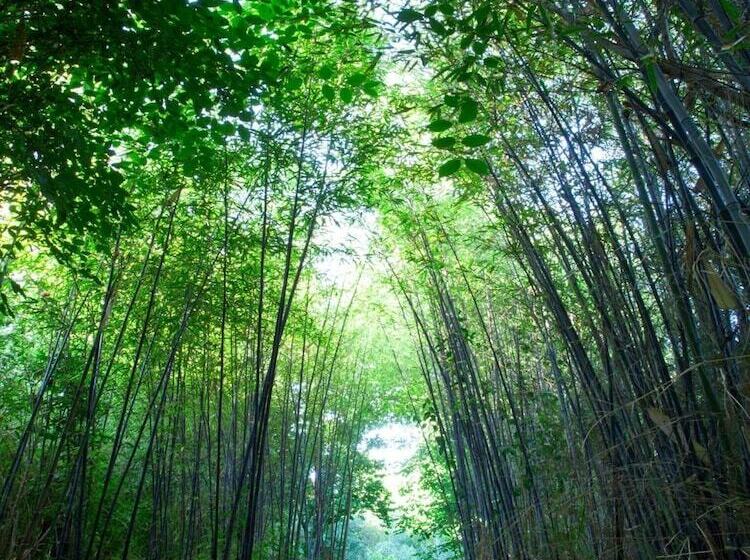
[4,0,750,559]
[0,0,385,309]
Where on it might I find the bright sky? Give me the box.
[313,209,379,287]
[359,421,421,508]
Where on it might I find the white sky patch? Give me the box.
[362,422,420,467]
[590,146,607,162]
[384,70,403,87]
[360,421,421,509]
[313,210,379,287]
[108,143,128,166]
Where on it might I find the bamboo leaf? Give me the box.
[495,9,512,38]
[8,279,25,296]
[432,136,456,149]
[397,9,422,23]
[692,441,710,465]
[462,134,491,147]
[647,407,673,437]
[483,56,501,68]
[438,158,462,176]
[322,84,335,101]
[458,99,478,123]
[706,270,741,310]
[643,59,659,94]
[339,87,353,103]
[318,65,336,80]
[346,72,367,87]
[444,94,460,108]
[464,158,489,175]
[428,119,453,132]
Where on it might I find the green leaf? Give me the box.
[437,3,452,16]
[347,72,367,87]
[526,3,537,30]
[643,60,658,94]
[462,134,491,147]
[444,94,461,108]
[484,56,501,68]
[362,80,380,97]
[471,41,487,55]
[428,18,450,36]
[464,158,489,175]
[438,158,462,176]
[217,121,235,136]
[719,0,741,23]
[255,2,274,21]
[286,75,303,91]
[428,119,452,132]
[458,100,478,123]
[496,9,513,38]
[8,278,25,296]
[539,5,552,29]
[322,84,335,101]
[318,65,335,80]
[340,87,353,103]
[432,137,456,149]
[0,293,13,317]
[397,9,422,23]
[473,3,491,23]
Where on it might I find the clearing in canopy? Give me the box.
[2,0,750,558]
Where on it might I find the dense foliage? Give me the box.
[2,0,750,558]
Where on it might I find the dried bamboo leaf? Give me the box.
[692,441,710,465]
[647,407,673,437]
[705,270,742,310]
[685,223,696,287]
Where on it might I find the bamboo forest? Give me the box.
[4,0,750,558]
